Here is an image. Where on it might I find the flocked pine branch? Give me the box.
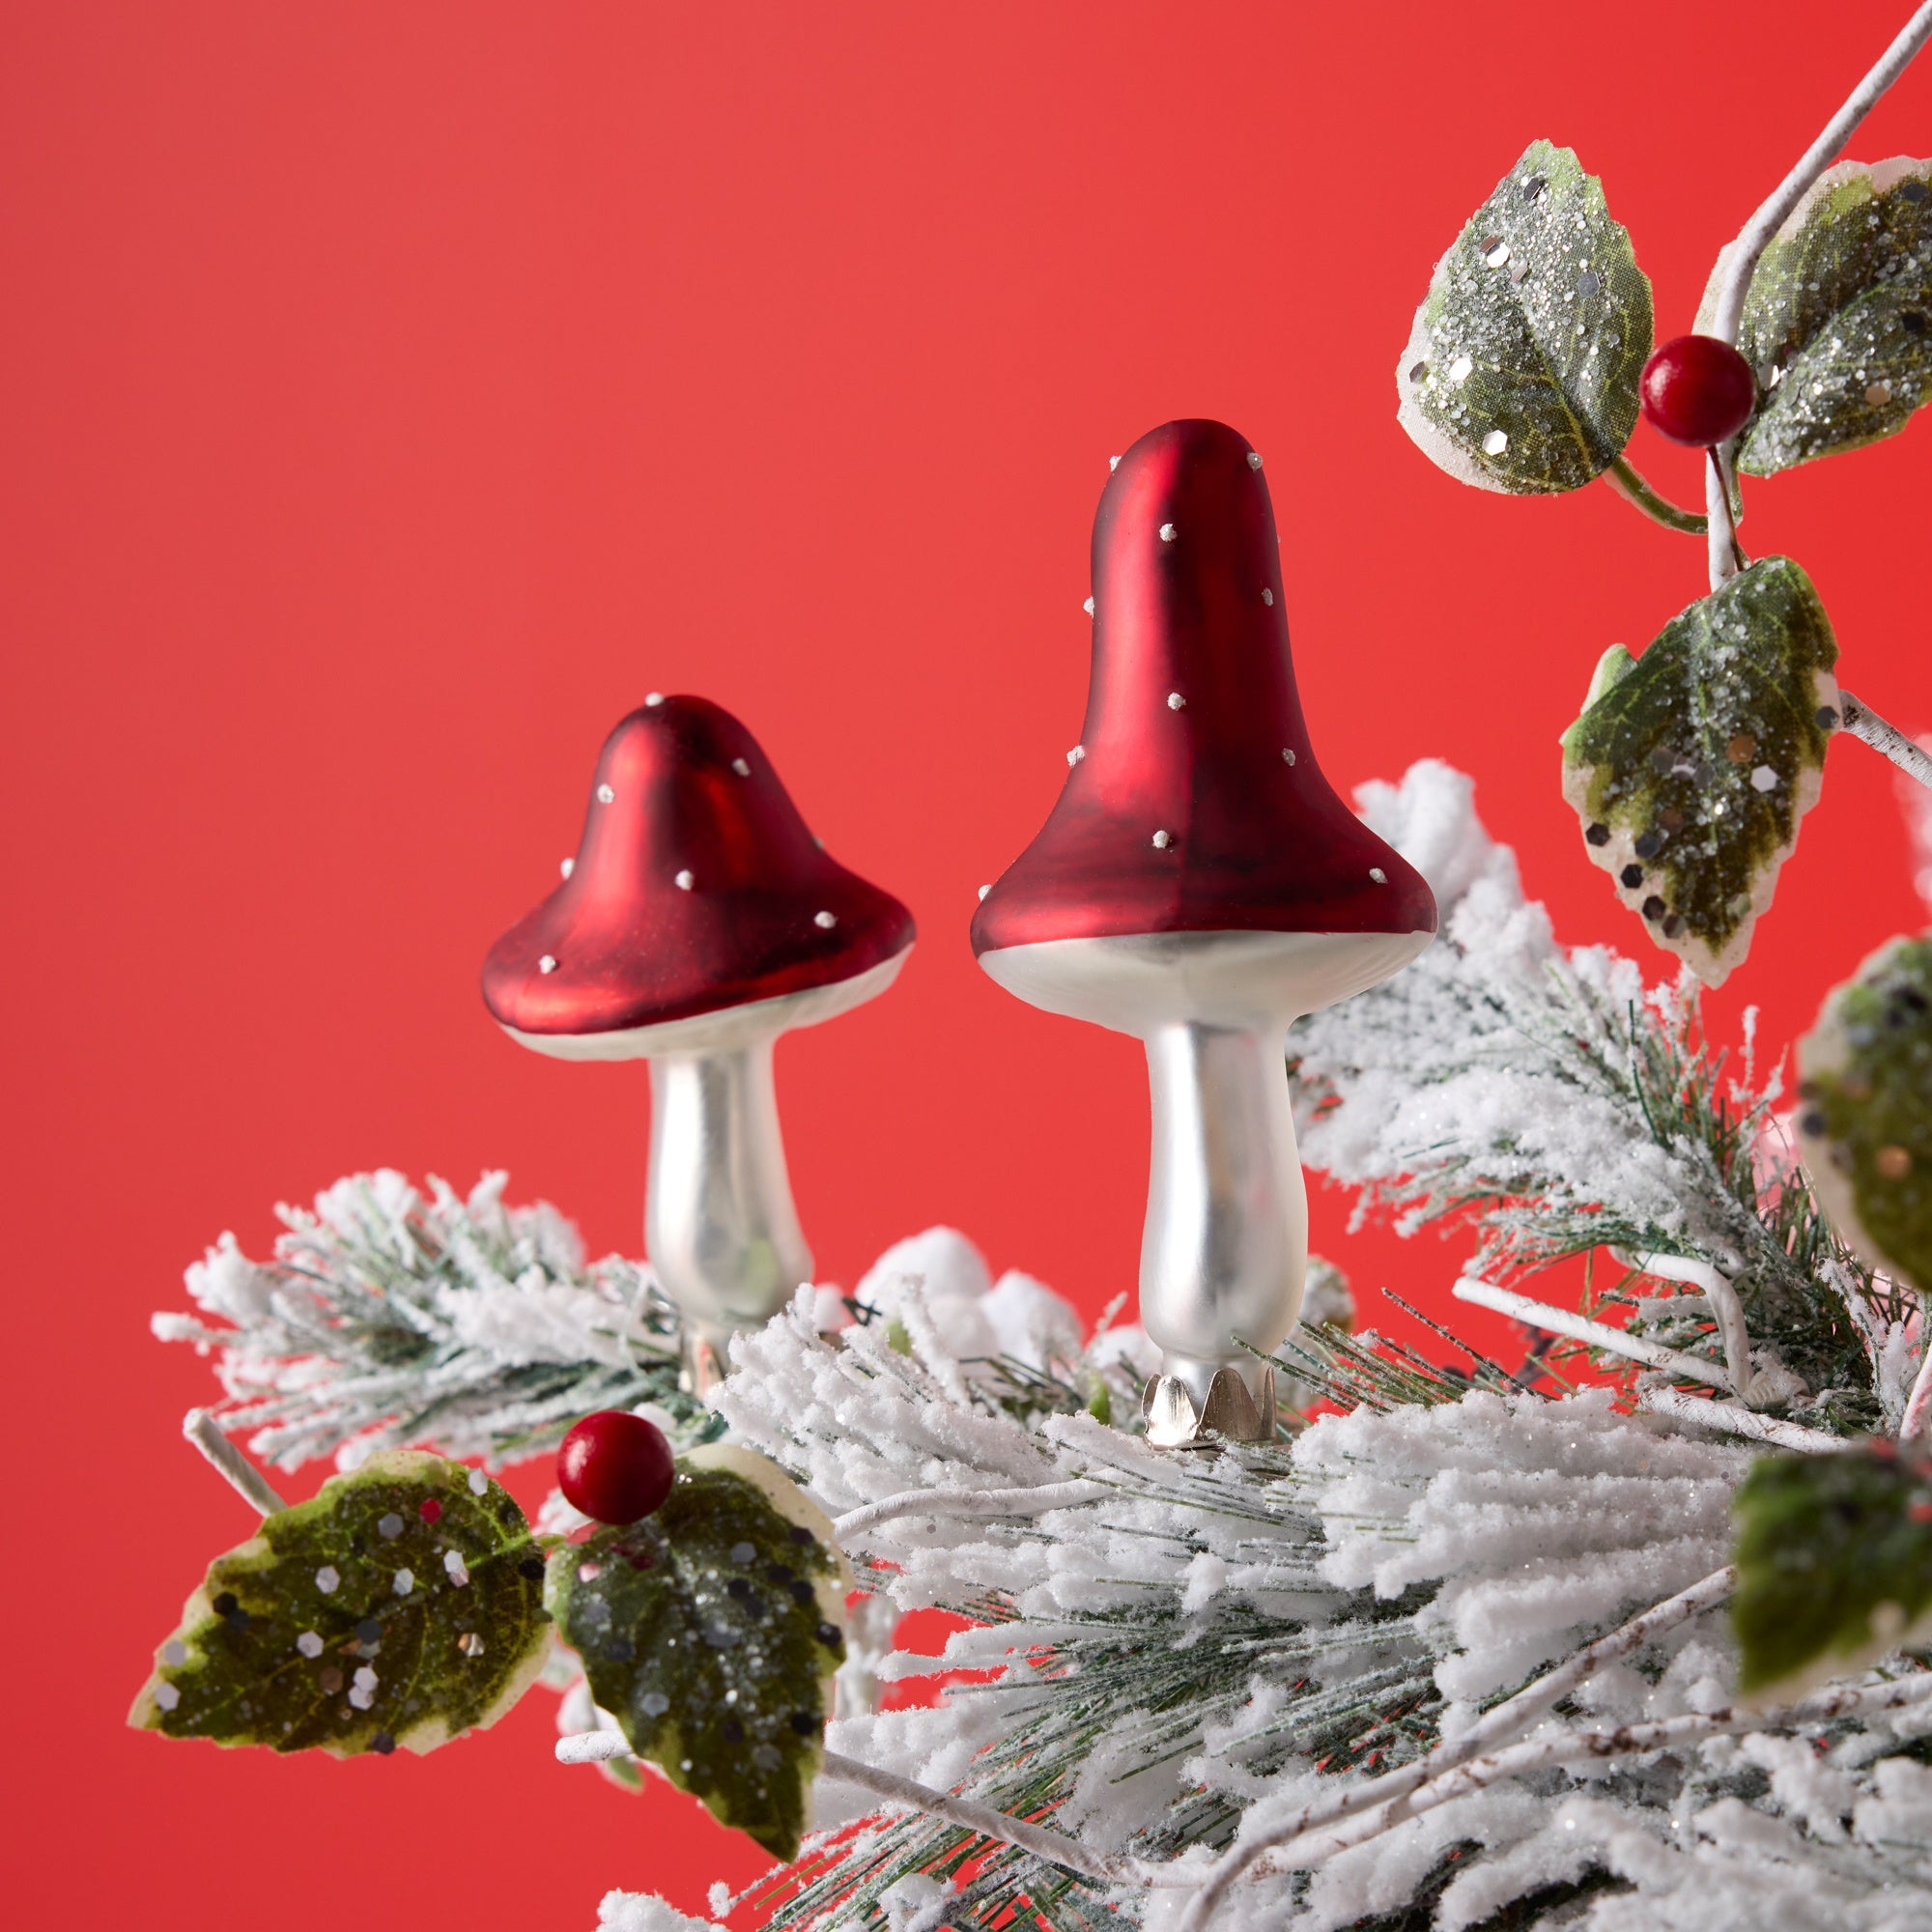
[1289,760,1920,1433]
[152,1168,708,1469]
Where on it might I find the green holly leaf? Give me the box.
[549,1444,849,1861]
[129,1450,552,1755]
[1559,555,1839,987]
[1397,140,1652,494]
[1798,935,1932,1294]
[1733,1440,1932,1702]
[1699,158,1932,475]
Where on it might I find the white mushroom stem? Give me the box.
[1452,1276,1741,1393]
[183,1407,287,1517]
[646,1038,813,1367]
[1140,1022,1308,1421]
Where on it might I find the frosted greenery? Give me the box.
[152,1170,714,1470]
[1559,557,1839,987]
[1799,935,1932,1296]
[1707,158,1932,475]
[1733,1440,1932,1699]
[1397,140,1651,494]
[129,1451,551,1756]
[549,1449,846,1861]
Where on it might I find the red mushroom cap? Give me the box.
[971,419,1435,954]
[483,696,914,1038]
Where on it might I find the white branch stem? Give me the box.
[183,1407,287,1517]
[1637,1383,1845,1452]
[1704,0,1932,588]
[1452,1276,1737,1393]
[1175,1565,1735,1930]
[1841,690,1932,792]
[1610,1246,1758,1401]
[555,1732,1159,1887]
[1327,1671,1932,1856]
[833,1480,1111,1542]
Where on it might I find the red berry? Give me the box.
[1639,334,1757,446]
[557,1410,675,1524]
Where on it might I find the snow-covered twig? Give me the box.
[1705,0,1932,586]
[1175,1565,1736,1929]
[1452,1276,1736,1393]
[1842,690,1932,794]
[1611,1246,1756,1401]
[556,1733,1162,1888]
[1327,1668,1932,1855]
[183,1406,286,1516]
[833,1480,1112,1542]
[1638,1383,1844,1452]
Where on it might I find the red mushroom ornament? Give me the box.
[972,420,1436,1446]
[484,696,915,1386]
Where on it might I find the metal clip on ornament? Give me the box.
[973,420,1437,1446]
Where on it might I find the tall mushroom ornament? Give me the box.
[483,696,915,1387]
[972,419,1436,1446]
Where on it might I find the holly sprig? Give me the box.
[134,1411,847,1861]
[1397,14,1932,989]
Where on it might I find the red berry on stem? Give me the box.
[1640,334,1757,447]
[557,1410,675,1524]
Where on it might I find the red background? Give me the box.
[5,3,1929,1922]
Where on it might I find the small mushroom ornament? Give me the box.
[483,696,914,1386]
[973,420,1436,1446]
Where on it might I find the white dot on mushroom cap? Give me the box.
[154,1683,181,1712]
[1750,765,1780,791]
[1370,867,1387,884]
[1158,523,1178,542]
[814,910,838,929]
[1262,588,1274,606]
[1247,451,1263,469]
[1282,748,1297,765]
[645,693,665,707]
[298,1631,324,1659]
[977,884,991,901]
[596,783,615,804]
[1108,454,1121,469]
[1066,745,1085,767]
[316,1566,341,1594]
[393,1569,414,1595]
[1083,596,1094,616]
[1151,829,1172,850]
[731,757,751,777]
[675,869,696,891]
[163,1640,188,1666]
[468,1468,488,1494]
[559,856,574,879]
[538,955,558,974]
[1482,429,1509,456]
[1167,693,1186,710]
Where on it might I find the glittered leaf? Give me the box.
[1699,158,1932,475]
[1798,935,1932,1293]
[129,1450,551,1756]
[1397,140,1651,494]
[1560,556,1839,986]
[549,1444,848,1861]
[1732,1440,1932,1702]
